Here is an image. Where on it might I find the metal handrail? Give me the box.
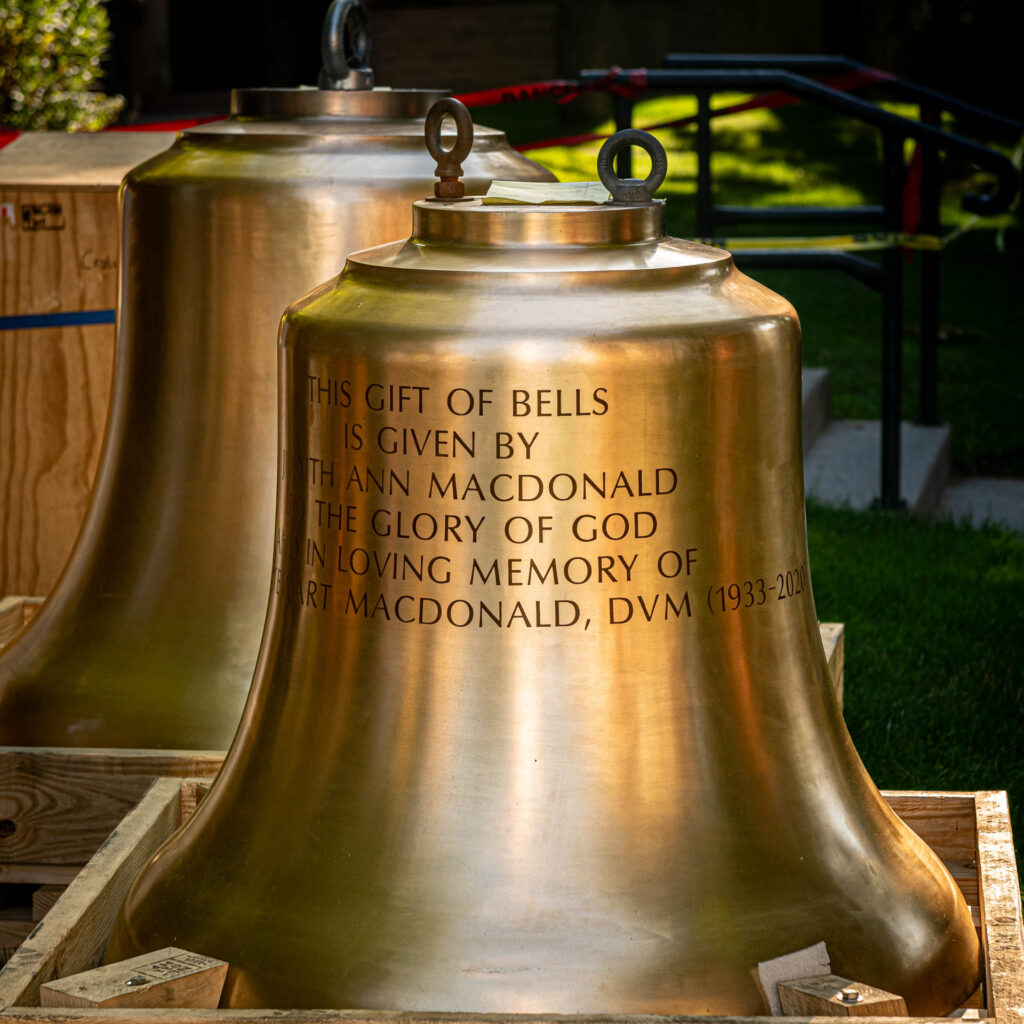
[580,67,1019,216]
[577,65,1021,508]
[662,54,1024,139]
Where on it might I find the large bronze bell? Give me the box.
[0,3,553,750]
[108,109,981,1013]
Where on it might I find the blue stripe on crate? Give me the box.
[0,309,116,330]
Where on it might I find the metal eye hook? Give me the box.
[597,129,668,204]
[319,0,374,91]
[425,98,475,200]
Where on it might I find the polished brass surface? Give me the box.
[109,136,981,1012]
[0,92,553,750]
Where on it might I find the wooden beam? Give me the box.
[0,748,222,867]
[0,779,183,1008]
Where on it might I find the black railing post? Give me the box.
[918,104,943,425]
[880,132,907,509]
[696,90,713,238]
[612,94,634,178]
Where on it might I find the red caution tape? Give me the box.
[456,67,648,109]
[455,79,581,107]
[514,67,895,152]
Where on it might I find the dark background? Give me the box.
[104,0,1018,123]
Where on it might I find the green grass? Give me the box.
[756,232,1024,475]
[807,501,1024,846]
[480,94,1024,848]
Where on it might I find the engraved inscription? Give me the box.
[274,368,799,631]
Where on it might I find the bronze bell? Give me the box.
[0,5,554,750]
[107,109,981,1014]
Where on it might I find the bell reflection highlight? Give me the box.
[108,127,981,1013]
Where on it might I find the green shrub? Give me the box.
[0,0,123,131]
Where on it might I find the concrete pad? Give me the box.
[801,367,830,454]
[938,478,1024,534]
[804,420,951,515]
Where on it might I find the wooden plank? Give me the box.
[0,598,43,649]
[0,1012,961,1024]
[819,622,844,709]
[0,189,119,316]
[882,791,977,861]
[40,949,227,1009]
[0,749,222,866]
[178,783,211,827]
[31,889,67,924]
[0,133,173,598]
[0,778,183,1008]
[0,323,113,597]
[778,974,907,1016]
[962,983,985,1009]
[0,190,118,589]
[945,859,980,904]
[0,910,34,953]
[975,791,1024,1022]
[0,868,78,886]
[0,135,177,189]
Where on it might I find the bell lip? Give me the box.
[230,87,449,120]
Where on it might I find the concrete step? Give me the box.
[799,366,1020,531]
[801,367,831,454]
[804,419,951,516]
[938,478,1024,533]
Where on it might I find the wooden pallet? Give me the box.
[0,774,1020,1022]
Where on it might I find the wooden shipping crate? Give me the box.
[0,778,1018,1022]
[0,598,43,649]
[0,748,223,951]
[0,132,177,600]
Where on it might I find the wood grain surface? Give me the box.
[0,749,223,867]
[0,779,183,1009]
[40,948,227,1009]
[976,791,1024,1022]
[0,131,176,598]
[0,598,43,648]
[0,187,118,598]
[0,321,113,597]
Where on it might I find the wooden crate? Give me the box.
[0,779,1019,1022]
[0,748,223,951]
[0,132,177,600]
[0,599,43,649]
